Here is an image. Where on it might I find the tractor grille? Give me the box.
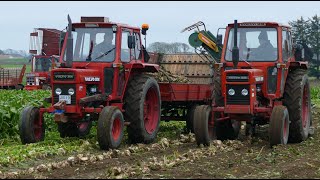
[226,73,249,82]
[53,84,76,105]
[226,84,250,105]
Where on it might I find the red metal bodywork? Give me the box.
[159,83,211,102]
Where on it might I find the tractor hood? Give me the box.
[51,68,101,83]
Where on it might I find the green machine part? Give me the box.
[188,30,222,62]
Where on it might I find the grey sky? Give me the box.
[1,1,319,52]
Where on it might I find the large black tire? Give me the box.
[97,106,124,150]
[216,120,241,140]
[269,105,289,146]
[283,69,311,143]
[193,105,214,146]
[124,74,161,144]
[58,121,92,138]
[19,106,45,144]
[186,105,197,133]
[212,73,240,140]
[42,84,51,90]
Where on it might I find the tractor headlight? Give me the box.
[55,88,62,95]
[68,88,75,95]
[241,89,248,96]
[228,88,235,96]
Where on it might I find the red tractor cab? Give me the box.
[26,28,63,90]
[192,20,313,147]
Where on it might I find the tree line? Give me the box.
[289,14,320,78]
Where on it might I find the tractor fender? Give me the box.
[131,63,159,73]
[289,61,308,70]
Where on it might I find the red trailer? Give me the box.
[0,64,26,90]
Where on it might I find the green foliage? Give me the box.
[0,90,51,139]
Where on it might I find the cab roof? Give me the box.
[228,21,291,29]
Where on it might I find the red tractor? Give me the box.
[189,20,313,146]
[19,16,163,150]
[26,28,63,90]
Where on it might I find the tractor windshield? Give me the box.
[33,56,59,72]
[225,28,278,61]
[65,28,116,62]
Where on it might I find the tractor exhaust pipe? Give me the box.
[232,20,239,69]
[65,14,73,68]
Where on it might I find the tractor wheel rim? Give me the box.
[112,117,121,141]
[302,85,310,129]
[34,115,42,140]
[144,87,160,134]
[78,122,89,132]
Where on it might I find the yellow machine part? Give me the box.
[198,33,219,53]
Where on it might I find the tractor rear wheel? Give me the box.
[283,69,311,143]
[124,74,161,144]
[269,105,289,146]
[193,105,214,146]
[58,121,92,138]
[186,105,197,133]
[19,106,45,144]
[97,106,124,150]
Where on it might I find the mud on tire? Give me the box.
[283,69,311,143]
[124,74,161,144]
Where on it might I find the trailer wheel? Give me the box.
[269,105,289,146]
[19,106,45,144]
[193,105,214,146]
[97,106,124,150]
[42,84,51,90]
[124,75,161,144]
[16,84,24,90]
[283,69,311,143]
[58,121,92,138]
[186,105,197,133]
[215,119,240,140]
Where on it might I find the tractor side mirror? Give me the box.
[294,43,304,61]
[128,35,136,49]
[217,34,223,46]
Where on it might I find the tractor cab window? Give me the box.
[133,32,142,60]
[225,27,278,61]
[121,31,131,62]
[67,28,116,62]
[34,56,52,72]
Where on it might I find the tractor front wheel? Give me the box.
[97,106,124,150]
[269,105,289,146]
[19,106,45,144]
[193,105,214,146]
